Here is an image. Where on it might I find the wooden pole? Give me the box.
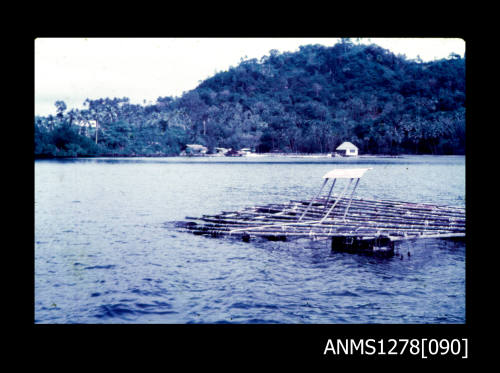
[258,201,465,224]
[298,178,328,221]
[322,178,337,212]
[319,178,352,224]
[342,178,360,221]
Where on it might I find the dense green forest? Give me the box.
[34,39,465,157]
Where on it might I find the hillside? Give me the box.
[35,39,465,157]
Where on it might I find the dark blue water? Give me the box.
[34,155,465,323]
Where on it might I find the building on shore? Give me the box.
[240,148,253,155]
[74,120,98,139]
[183,144,208,156]
[214,147,229,156]
[75,120,97,128]
[335,142,358,157]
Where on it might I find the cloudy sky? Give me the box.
[35,37,465,116]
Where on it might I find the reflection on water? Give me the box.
[35,155,465,323]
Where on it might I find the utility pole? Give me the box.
[95,121,98,144]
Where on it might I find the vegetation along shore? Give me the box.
[35,39,465,158]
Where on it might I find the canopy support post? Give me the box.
[319,178,352,224]
[342,178,360,222]
[298,178,328,221]
[322,179,337,211]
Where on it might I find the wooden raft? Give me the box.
[174,168,465,253]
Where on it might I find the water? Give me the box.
[34,155,465,324]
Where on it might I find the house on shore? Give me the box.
[215,147,229,156]
[75,120,97,128]
[240,148,253,155]
[74,120,98,137]
[336,142,358,157]
[183,144,208,156]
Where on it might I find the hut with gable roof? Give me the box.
[336,142,358,157]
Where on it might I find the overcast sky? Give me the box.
[35,37,465,116]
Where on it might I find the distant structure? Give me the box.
[215,147,229,156]
[184,144,208,156]
[336,142,358,157]
[74,120,99,143]
[224,148,243,157]
[240,148,253,155]
[75,120,97,128]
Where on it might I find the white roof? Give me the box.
[336,141,358,150]
[322,168,372,179]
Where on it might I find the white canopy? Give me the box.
[322,168,372,179]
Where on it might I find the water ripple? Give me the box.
[84,264,116,270]
[35,156,465,324]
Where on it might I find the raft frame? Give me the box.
[174,168,465,254]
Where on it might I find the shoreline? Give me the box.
[35,153,465,160]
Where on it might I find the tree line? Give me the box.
[34,39,465,158]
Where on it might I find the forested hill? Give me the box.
[35,40,465,157]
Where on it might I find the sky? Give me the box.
[35,37,465,116]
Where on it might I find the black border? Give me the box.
[30,32,477,365]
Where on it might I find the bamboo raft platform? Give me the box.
[174,168,465,255]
